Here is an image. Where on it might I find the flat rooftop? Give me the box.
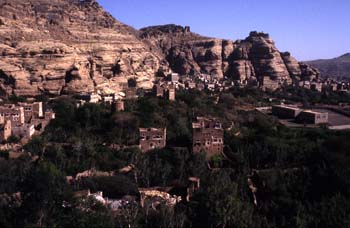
[273,105,301,111]
[313,109,350,126]
[301,110,328,115]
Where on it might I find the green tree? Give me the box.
[19,162,68,227]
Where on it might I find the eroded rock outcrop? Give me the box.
[0,0,165,96]
[141,26,319,85]
[141,25,225,78]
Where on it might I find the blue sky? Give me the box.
[97,0,349,61]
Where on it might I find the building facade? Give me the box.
[12,123,35,139]
[192,117,224,159]
[155,84,165,97]
[0,103,55,142]
[18,102,43,122]
[272,105,302,119]
[0,105,25,129]
[296,110,329,125]
[139,128,167,153]
[168,85,176,101]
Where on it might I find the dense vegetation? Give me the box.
[273,86,350,106]
[1,88,350,227]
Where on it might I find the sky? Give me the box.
[97,0,350,61]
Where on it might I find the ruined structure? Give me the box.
[187,177,200,202]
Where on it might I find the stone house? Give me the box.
[167,84,176,101]
[44,110,56,121]
[18,102,43,123]
[310,83,322,92]
[170,73,179,83]
[154,83,176,101]
[139,128,167,153]
[0,103,55,141]
[125,87,138,99]
[102,95,115,104]
[0,105,25,129]
[12,123,35,139]
[192,117,224,159]
[185,82,196,89]
[154,84,165,97]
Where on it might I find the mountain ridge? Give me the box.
[305,53,350,80]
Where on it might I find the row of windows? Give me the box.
[0,113,20,117]
[140,135,164,140]
[194,138,223,144]
[316,114,328,119]
[201,123,222,129]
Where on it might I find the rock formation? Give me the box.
[141,26,319,85]
[0,0,166,96]
[0,1,319,97]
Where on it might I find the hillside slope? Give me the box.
[306,53,350,80]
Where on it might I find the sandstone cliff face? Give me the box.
[0,0,164,96]
[141,25,225,78]
[0,1,319,97]
[141,26,319,84]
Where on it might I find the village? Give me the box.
[0,71,228,215]
[0,100,56,159]
[62,71,350,214]
[1,70,350,218]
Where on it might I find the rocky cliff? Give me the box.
[0,0,165,96]
[140,25,319,83]
[0,1,319,97]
